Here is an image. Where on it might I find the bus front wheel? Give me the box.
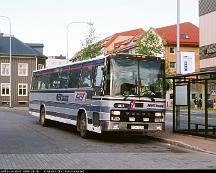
[40,106,48,127]
[79,112,90,138]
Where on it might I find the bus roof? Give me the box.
[33,53,163,73]
[33,54,107,73]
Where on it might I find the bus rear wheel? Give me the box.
[79,112,90,138]
[40,106,48,127]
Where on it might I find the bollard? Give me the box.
[195,124,198,133]
[213,128,216,135]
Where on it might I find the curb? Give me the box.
[0,107,28,112]
[146,135,216,155]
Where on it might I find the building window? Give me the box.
[169,47,175,54]
[181,34,189,39]
[18,83,28,96]
[129,49,136,54]
[1,83,10,96]
[170,94,173,99]
[170,62,176,68]
[1,63,10,76]
[18,63,28,76]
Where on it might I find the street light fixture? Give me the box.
[0,15,12,107]
[66,21,93,63]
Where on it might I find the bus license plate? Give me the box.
[131,125,144,130]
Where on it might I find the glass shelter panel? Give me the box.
[173,71,216,138]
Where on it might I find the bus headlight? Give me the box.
[111,111,121,116]
[111,117,120,121]
[155,112,164,122]
[155,112,162,117]
[155,118,162,122]
[129,117,135,121]
[143,118,149,122]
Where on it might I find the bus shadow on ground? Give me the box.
[45,120,154,143]
[36,120,189,153]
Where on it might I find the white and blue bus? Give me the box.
[29,54,166,138]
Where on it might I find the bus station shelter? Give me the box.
[168,70,216,138]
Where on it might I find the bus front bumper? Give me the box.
[100,121,165,132]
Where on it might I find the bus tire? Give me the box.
[40,106,48,127]
[79,112,90,138]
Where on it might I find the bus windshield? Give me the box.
[110,58,165,98]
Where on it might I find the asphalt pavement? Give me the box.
[0,107,216,169]
[1,106,216,155]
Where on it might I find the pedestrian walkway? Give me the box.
[147,125,216,155]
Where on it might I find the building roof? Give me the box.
[103,28,144,47]
[25,43,44,48]
[115,33,144,53]
[116,22,199,53]
[155,22,199,46]
[0,36,47,58]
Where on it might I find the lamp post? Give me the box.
[66,21,93,63]
[176,0,181,75]
[175,0,181,131]
[0,15,12,107]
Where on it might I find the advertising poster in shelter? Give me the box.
[180,52,195,74]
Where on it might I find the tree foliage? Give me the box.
[136,29,163,56]
[78,25,103,61]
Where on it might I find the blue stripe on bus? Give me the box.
[29,100,111,113]
[29,108,93,124]
[46,110,76,120]
[30,90,93,99]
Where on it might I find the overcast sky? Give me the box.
[0,0,199,58]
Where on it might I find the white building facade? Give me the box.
[199,0,216,71]
[46,55,67,68]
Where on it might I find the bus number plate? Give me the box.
[131,125,144,130]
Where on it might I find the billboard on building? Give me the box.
[180,51,195,74]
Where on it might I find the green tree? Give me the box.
[136,29,164,56]
[78,25,103,61]
[165,60,173,90]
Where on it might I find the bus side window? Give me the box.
[95,65,103,87]
[68,69,80,88]
[37,75,50,89]
[93,65,104,96]
[59,70,69,89]
[49,72,60,89]
[31,75,38,90]
[80,66,92,88]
